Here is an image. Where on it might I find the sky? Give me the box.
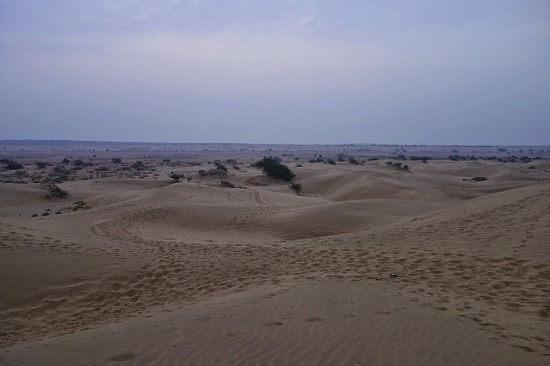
[0,1,549,145]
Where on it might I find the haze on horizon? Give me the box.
[1,1,549,145]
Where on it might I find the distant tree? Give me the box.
[254,157,295,181]
[4,159,23,170]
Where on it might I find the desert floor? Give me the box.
[0,142,549,365]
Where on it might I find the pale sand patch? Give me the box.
[1,280,544,366]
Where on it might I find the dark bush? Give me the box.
[215,161,227,172]
[168,172,185,182]
[221,180,236,188]
[472,176,488,181]
[254,157,295,181]
[131,161,145,170]
[46,183,69,198]
[4,159,23,170]
[348,156,359,165]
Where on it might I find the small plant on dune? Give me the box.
[348,156,359,165]
[45,183,69,198]
[472,176,488,182]
[326,158,336,165]
[72,201,90,211]
[221,180,236,188]
[289,182,303,195]
[214,161,228,172]
[168,172,186,182]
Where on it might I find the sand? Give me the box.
[0,142,549,365]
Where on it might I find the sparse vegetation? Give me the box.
[2,159,23,170]
[215,161,227,172]
[46,183,69,198]
[386,161,410,171]
[348,156,359,165]
[168,172,186,182]
[289,182,303,195]
[221,180,236,188]
[472,176,488,182]
[72,201,90,211]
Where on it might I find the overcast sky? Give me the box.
[0,1,549,145]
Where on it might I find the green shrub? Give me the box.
[254,157,295,181]
[289,182,302,195]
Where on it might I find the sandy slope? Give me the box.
[1,159,549,365]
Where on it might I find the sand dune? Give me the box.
[1,149,549,365]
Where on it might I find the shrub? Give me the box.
[35,161,48,169]
[112,158,122,164]
[472,176,488,181]
[289,182,302,195]
[131,161,145,170]
[348,156,359,165]
[4,159,23,170]
[168,172,185,182]
[221,180,236,188]
[254,157,295,181]
[326,158,336,165]
[46,183,69,198]
[214,161,227,172]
